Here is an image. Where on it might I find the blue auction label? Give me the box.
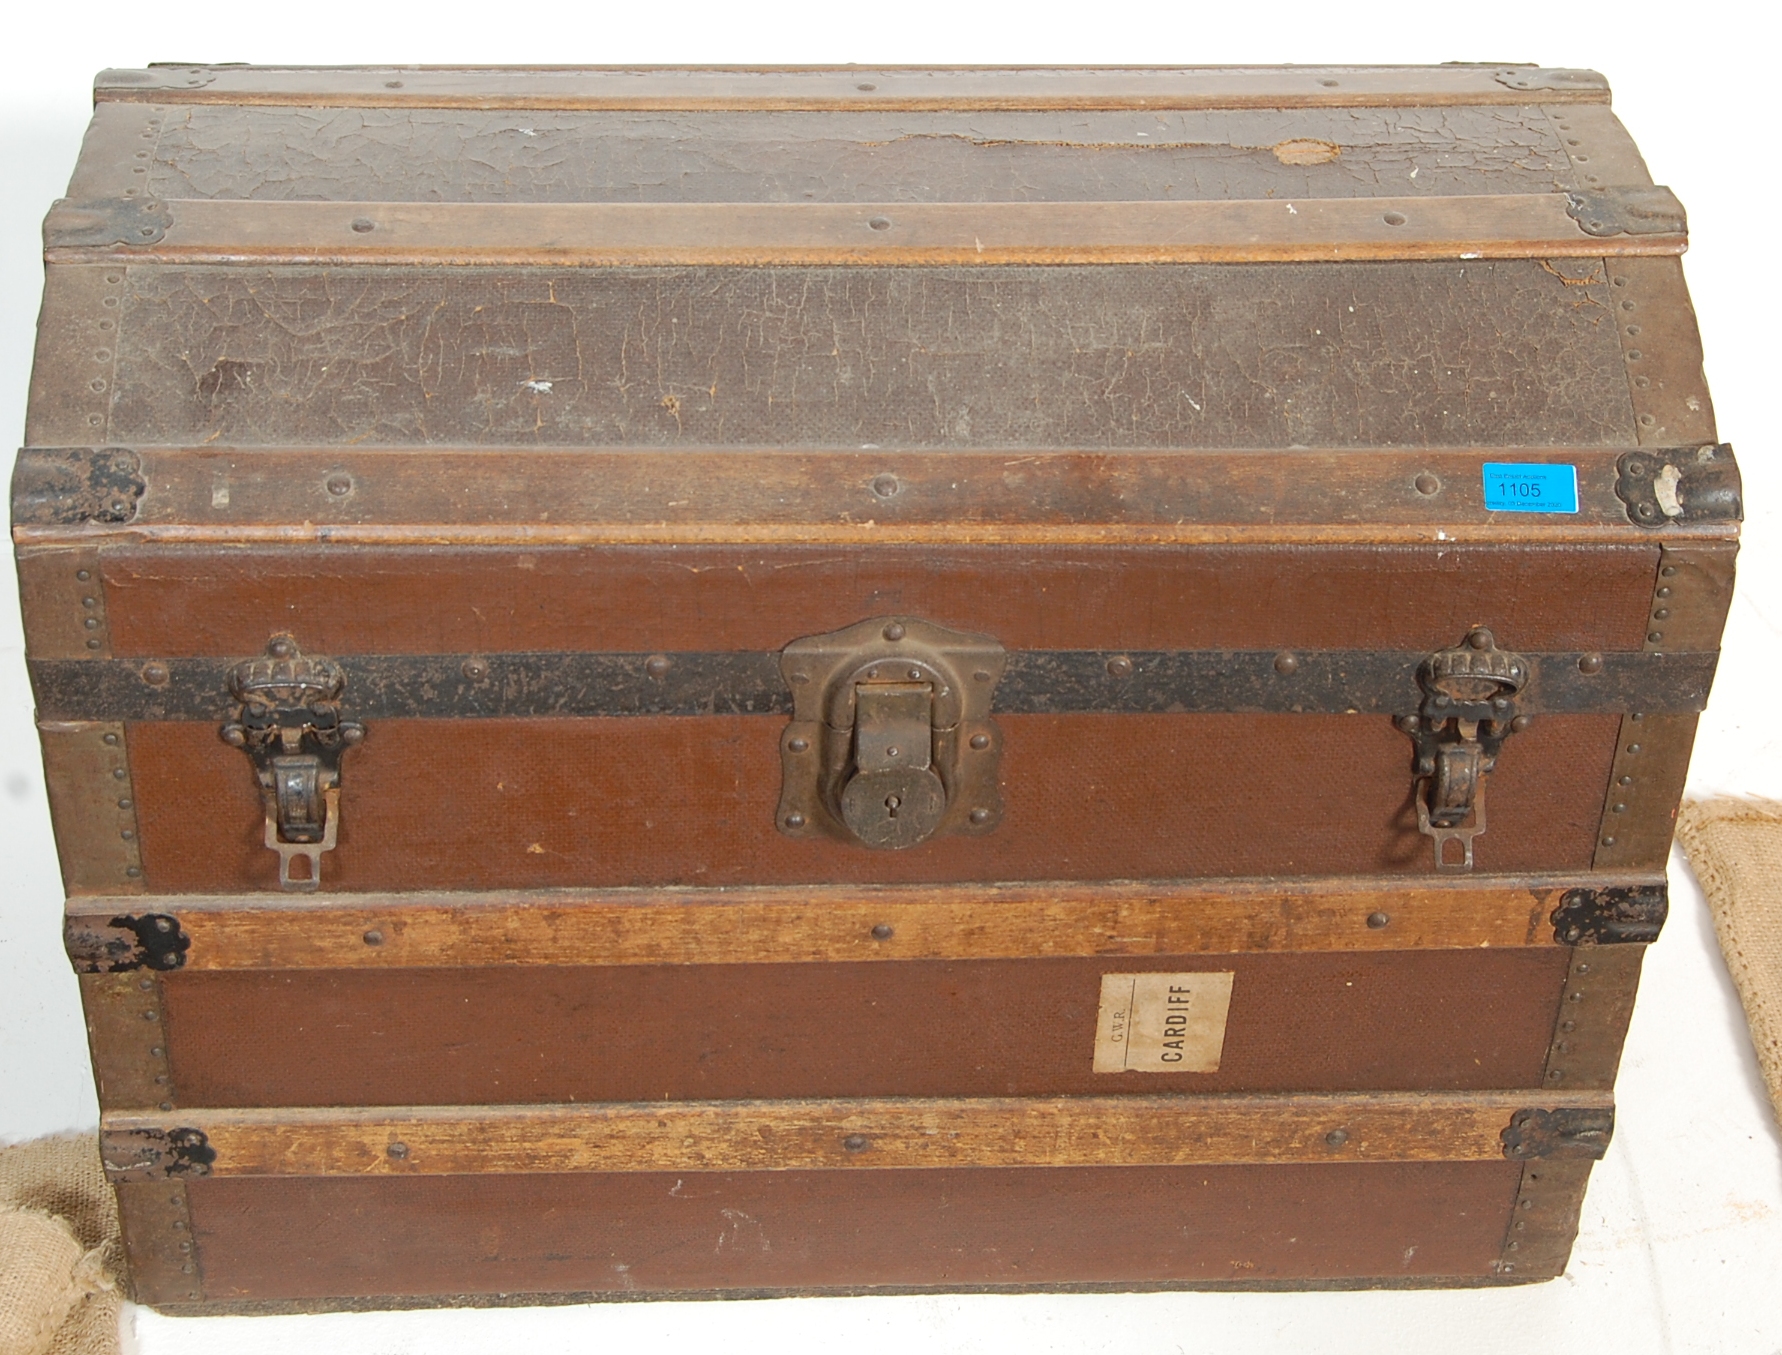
[1481,462,1579,514]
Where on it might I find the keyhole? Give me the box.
[885,794,902,819]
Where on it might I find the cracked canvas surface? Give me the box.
[107,260,1629,449]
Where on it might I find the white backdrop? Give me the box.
[3,3,1780,1351]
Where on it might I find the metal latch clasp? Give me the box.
[1398,628,1528,872]
[219,636,363,891]
[777,617,1004,850]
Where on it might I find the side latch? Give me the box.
[1398,628,1528,872]
[219,636,363,891]
[777,617,1004,849]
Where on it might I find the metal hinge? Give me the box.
[1614,445,1742,528]
[777,617,1004,849]
[1551,885,1668,945]
[1398,628,1529,872]
[65,912,190,973]
[219,636,364,891]
[1564,186,1687,238]
[1500,1107,1614,1161]
[101,1126,216,1182]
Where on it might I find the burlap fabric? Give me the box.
[0,1135,121,1355]
[1678,798,1782,1131]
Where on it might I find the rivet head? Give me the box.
[882,622,906,641]
[969,807,991,824]
[1413,472,1440,495]
[138,978,154,990]
[644,654,671,678]
[76,569,91,581]
[1653,608,1670,620]
[1618,776,1632,786]
[867,216,892,231]
[141,662,170,686]
[1601,836,1617,847]
[1577,653,1603,675]
[1626,744,1642,755]
[461,658,489,681]
[1509,715,1532,733]
[969,734,990,750]
[1660,566,1677,577]
[1656,587,1672,598]
[1273,651,1299,676]
[267,638,296,658]
[871,923,894,940]
[325,472,354,496]
[363,929,384,946]
[102,732,120,746]
[1325,1129,1349,1147]
[350,217,376,233]
[843,1134,870,1152]
[1468,629,1493,650]
[1106,655,1133,679]
[387,1141,409,1159]
[870,473,900,498]
[141,1010,158,1021]
[787,737,810,753]
[785,812,806,829]
[1366,912,1390,930]
[973,670,992,683]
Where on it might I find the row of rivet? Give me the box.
[95,724,146,885]
[1544,107,1607,192]
[130,974,175,1111]
[78,271,127,438]
[120,1181,201,1304]
[120,108,162,204]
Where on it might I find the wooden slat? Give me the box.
[3,447,1691,543]
[43,194,1682,266]
[63,877,1659,969]
[94,65,1613,111]
[102,1091,1612,1176]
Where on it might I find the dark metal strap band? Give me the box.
[30,648,1716,723]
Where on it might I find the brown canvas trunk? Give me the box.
[15,63,1736,1310]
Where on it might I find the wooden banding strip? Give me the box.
[100,1091,1612,1177]
[63,877,1662,969]
[41,194,1683,267]
[94,65,1613,111]
[8,447,1724,545]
